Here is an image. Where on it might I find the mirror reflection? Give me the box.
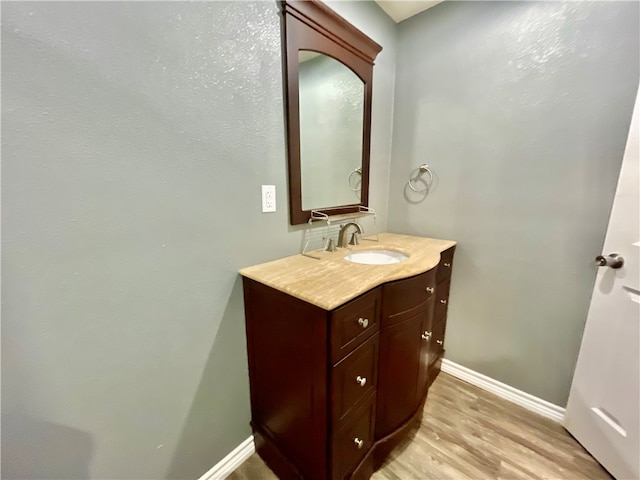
[298,50,365,211]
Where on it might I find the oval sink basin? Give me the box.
[344,249,408,265]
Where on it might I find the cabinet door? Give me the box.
[417,310,433,399]
[331,334,379,427]
[433,279,451,324]
[381,269,436,327]
[436,246,455,283]
[331,396,376,480]
[429,318,446,365]
[375,310,424,439]
[330,288,381,363]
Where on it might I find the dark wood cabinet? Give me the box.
[427,247,454,386]
[375,309,424,438]
[380,269,435,326]
[242,246,455,479]
[331,334,378,426]
[376,268,437,438]
[331,395,376,480]
[330,289,381,363]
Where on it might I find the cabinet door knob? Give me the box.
[436,339,443,345]
[421,331,432,340]
[444,262,451,268]
[353,437,364,449]
[440,299,447,305]
[357,317,369,328]
[425,286,434,294]
[356,375,367,387]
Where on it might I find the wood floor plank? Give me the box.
[227,373,611,480]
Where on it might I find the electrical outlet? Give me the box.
[262,185,276,213]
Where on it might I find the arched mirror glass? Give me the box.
[298,51,364,210]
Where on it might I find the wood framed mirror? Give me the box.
[280,0,382,225]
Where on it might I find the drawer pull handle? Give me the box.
[444,263,451,267]
[357,317,369,328]
[421,331,432,340]
[356,376,367,387]
[353,437,364,449]
[425,286,435,294]
[436,339,443,345]
[440,299,447,305]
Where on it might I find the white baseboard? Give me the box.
[440,358,566,423]
[198,435,255,480]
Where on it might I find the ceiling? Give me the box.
[375,0,444,23]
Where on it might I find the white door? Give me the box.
[564,90,640,480]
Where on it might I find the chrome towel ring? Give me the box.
[407,164,433,193]
[348,167,362,191]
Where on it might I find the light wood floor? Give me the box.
[228,373,611,479]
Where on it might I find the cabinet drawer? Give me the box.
[331,334,378,427]
[330,289,380,363]
[332,397,375,480]
[436,247,455,283]
[381,269,436,325]
[429,317,446,365]
[434,279,451,323]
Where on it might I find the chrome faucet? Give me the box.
[337,222,363,248]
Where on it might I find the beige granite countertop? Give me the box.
[239,232,456,310]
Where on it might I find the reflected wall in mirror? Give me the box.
[298,51,364,210]
[281,0,382,224]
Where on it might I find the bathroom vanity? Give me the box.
[240,233,455,479]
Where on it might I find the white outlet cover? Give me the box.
[261,185,276,213]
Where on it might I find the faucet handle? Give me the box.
[349,232,361,246]
[325,238,337,252]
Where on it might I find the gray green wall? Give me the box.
[3,0,639,478]
[1,1,396,478]
[388,1,639,406]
